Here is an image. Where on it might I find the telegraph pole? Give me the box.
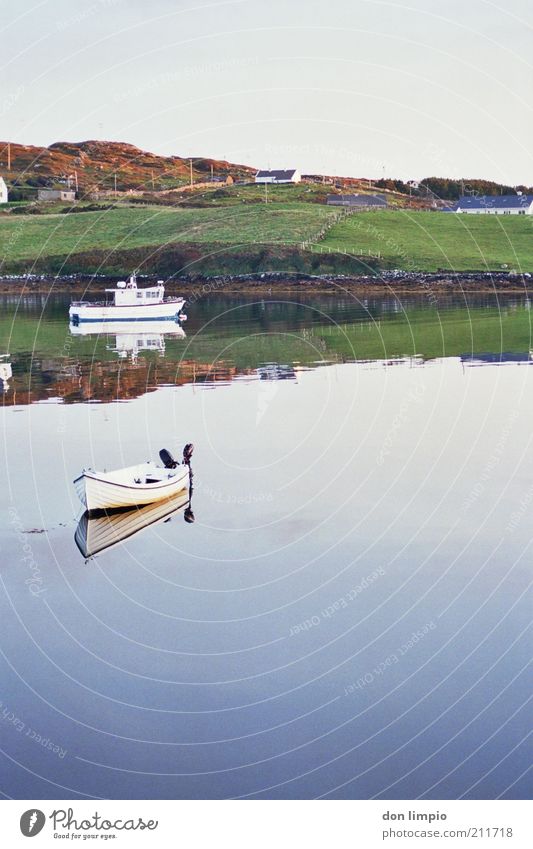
[114,173,117,196]
[7,142,10,171]
[189,159,193,188]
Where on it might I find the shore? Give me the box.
[1,270,532,296]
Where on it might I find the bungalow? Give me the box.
[255,169,301,184]
[454,195,533,215]
[37,188,76,202]
[326,193,387,209]
[0,177,8,203]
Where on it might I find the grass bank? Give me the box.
[314,210,533,272]
[1,203,532,280]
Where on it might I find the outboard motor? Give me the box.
[159,448,179,469]
[183,443,194,465]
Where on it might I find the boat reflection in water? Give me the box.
[69,319,186,362]
[74,488,194,560]
[0,355,12,392]
[257,363,296,381]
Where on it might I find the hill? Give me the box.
[313,210,533,272]
[0,202,532,279]
[1,141,532,280]
[0,140,255,196]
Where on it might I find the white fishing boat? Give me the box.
[74,445,193,513]
[69,273,185,324]
[75,489,194,558]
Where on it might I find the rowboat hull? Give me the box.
[74,463,190,513]
[69,298,185,324]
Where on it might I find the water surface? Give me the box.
[0,290,531,799]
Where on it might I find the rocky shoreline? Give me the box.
[0,269,532,295]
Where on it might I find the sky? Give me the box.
[2,0,533,183]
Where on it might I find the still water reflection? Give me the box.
[0,291,530,799]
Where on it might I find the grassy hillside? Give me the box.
[0,203,337,264]
[1,202,532,277]
[314,210,533,272]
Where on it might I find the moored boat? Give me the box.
[69,273,185,324]
[74,445,193,513]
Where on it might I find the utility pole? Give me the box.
[189,158,193,188]
[74,170,78,193]
[7,142,10,171]
[264,180,268,204]
[211,163,214,182]
[114,173,117,196]
[151,169,154,190]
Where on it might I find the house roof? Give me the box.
[455,194,533,210]
[255,169,298,180]
[326,194,387,206]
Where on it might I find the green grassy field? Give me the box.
[314,210,533,272]
[0,203,337,265]
[1,202,532,276]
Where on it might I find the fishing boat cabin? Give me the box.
[106,273,165,305]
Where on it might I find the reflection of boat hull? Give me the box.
[74,462,190,512]
[75,491,191,557]
[0,361,12,391]
[69,299,185,324]
[69,319,186,336]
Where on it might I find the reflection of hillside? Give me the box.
[3,356,245,406]
[2,294,533,406]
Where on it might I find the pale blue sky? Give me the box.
[2,0,533,182]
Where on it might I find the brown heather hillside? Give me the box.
[0,140,255,195]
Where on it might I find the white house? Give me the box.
[0,177,8,204]
[454,194,533,215]
[255,169,301,184]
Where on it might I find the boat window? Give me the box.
[137,292,143,298]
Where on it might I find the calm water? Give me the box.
[0,290,531,799]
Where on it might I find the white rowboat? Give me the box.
[74,447,193,513]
